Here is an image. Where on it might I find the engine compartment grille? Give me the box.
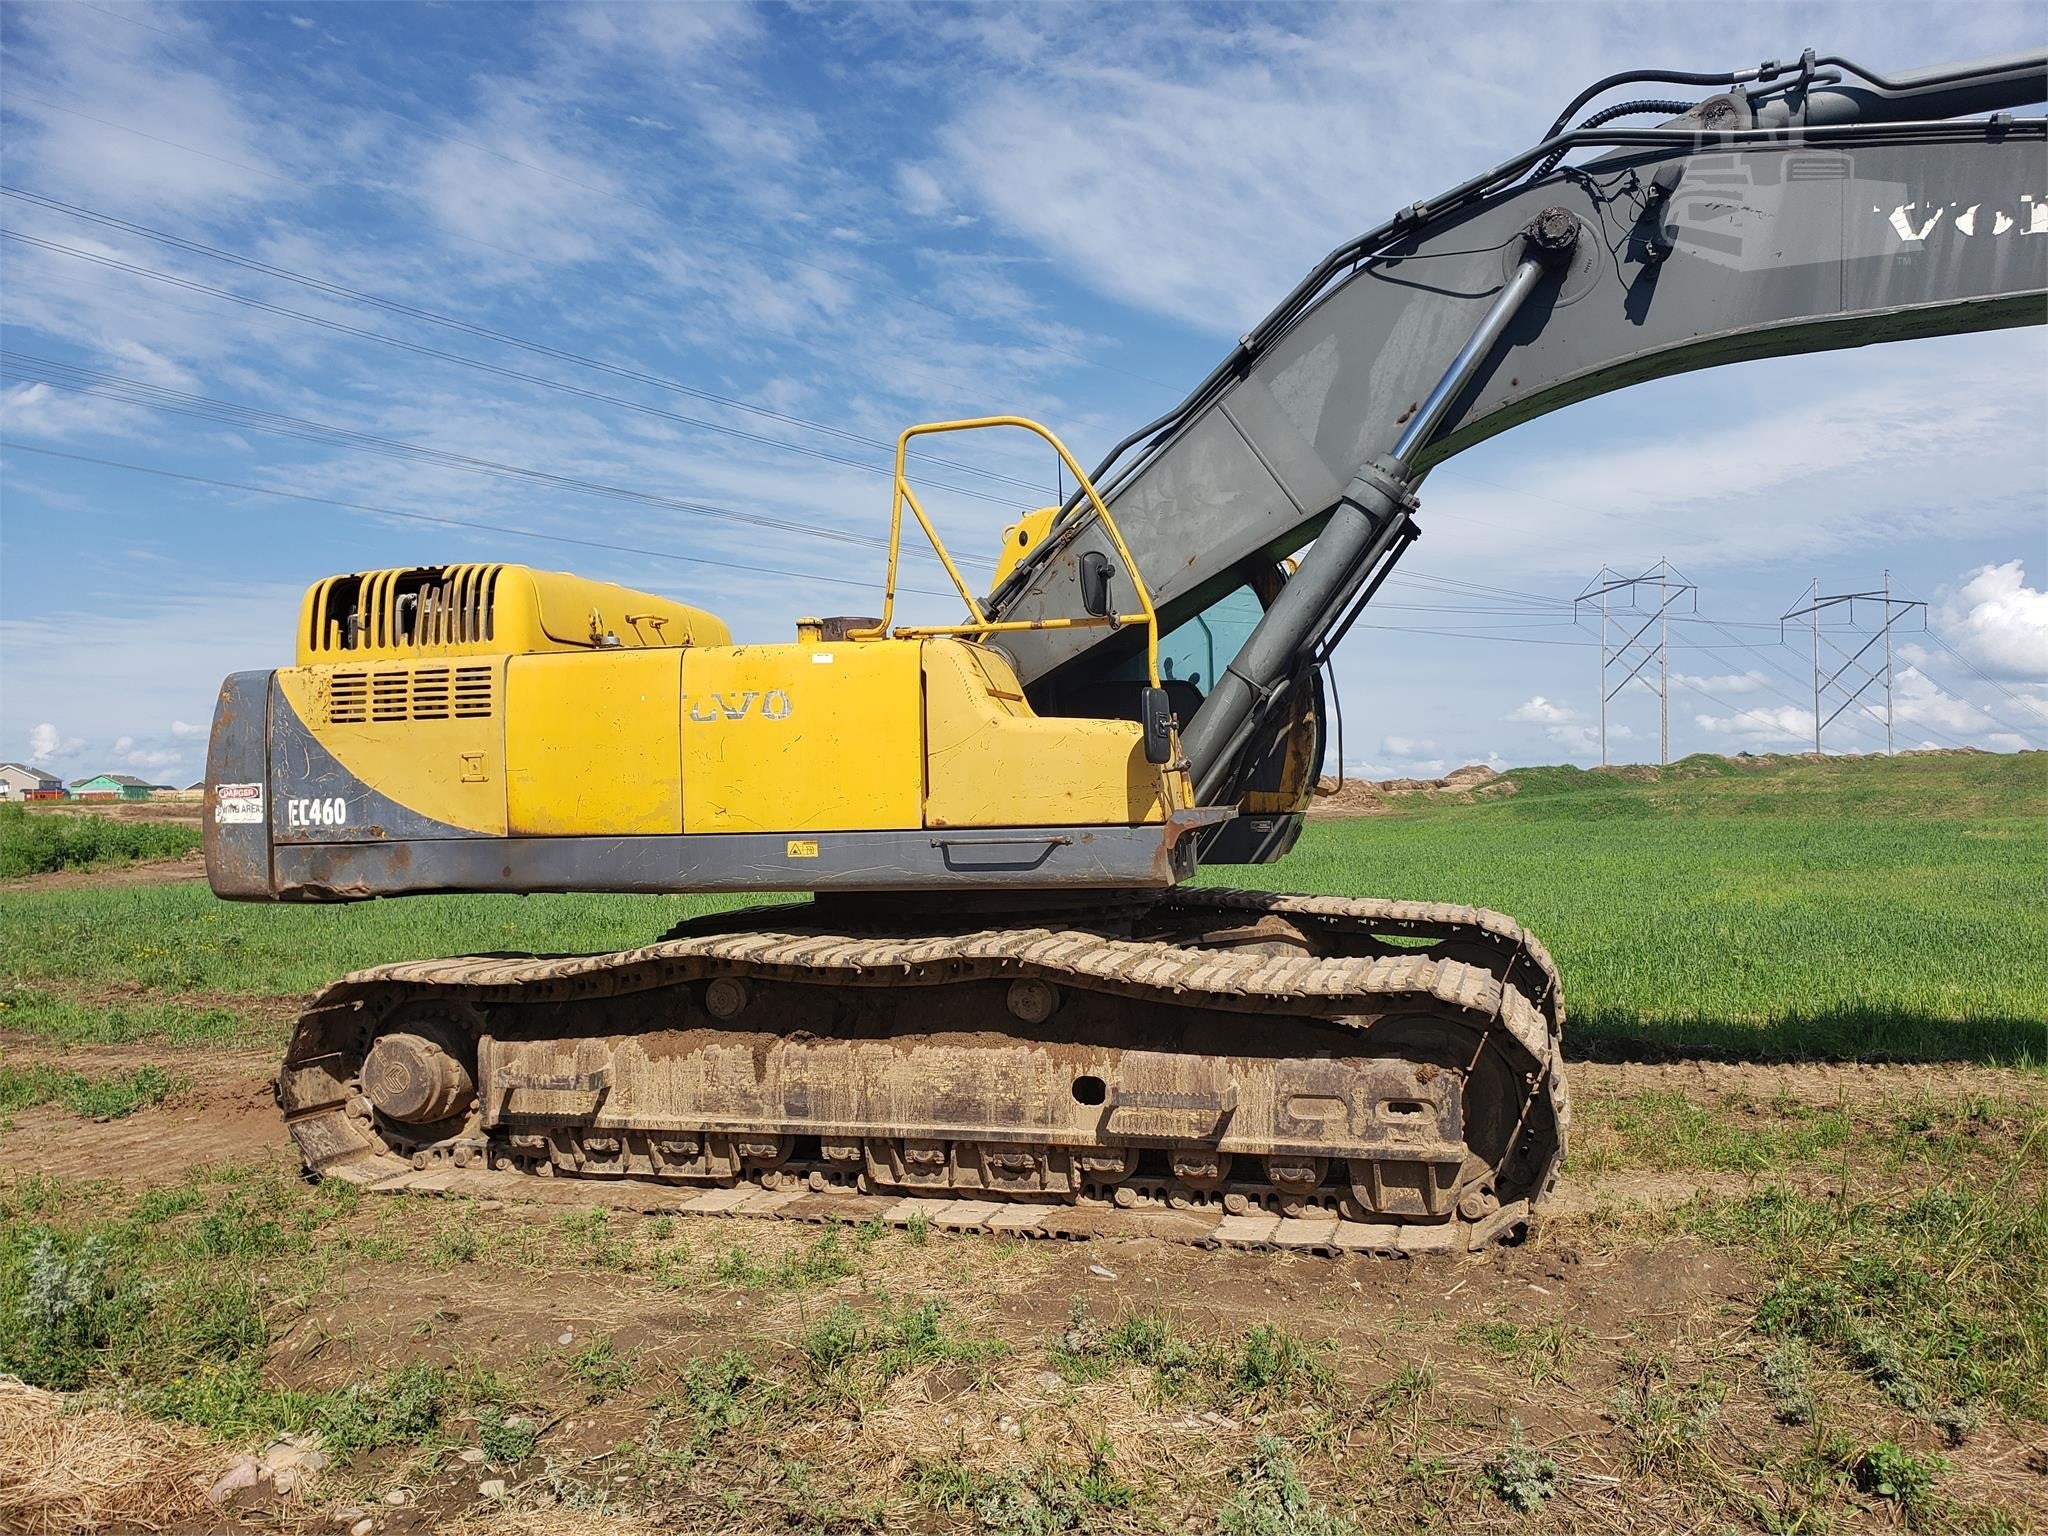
[327,664,494,724]
[308,565,503,655]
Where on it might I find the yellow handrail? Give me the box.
[851,416,1162,689]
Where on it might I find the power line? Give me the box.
[0,351,954,561]
[1,229,1032,511]
[0,184,1054,496]
[1921,630,2048,728]
[0,440,961,599]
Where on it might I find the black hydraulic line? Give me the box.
[1538,65,1755,141]
[1530,99,1694,181]
[1184,212,1579,802]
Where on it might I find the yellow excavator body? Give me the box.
[269,578,1186,845]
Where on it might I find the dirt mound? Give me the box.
[1310,762,1506,816]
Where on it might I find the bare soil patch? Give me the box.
[23,799,203,824]
[0,1037,286,1183]
[1,849,209,892]
[1310,762,1510,817]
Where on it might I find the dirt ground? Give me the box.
[2,850,209,892]
[16,797,204,824]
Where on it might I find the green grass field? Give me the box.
[1220,752,2048,1064]
[0,751,2041,1064]
[0,802,201,877]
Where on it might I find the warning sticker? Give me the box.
[215,782,264,825]
[785,839,820,859]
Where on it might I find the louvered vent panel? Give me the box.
[371,672,410,722]
[329,672,368,724]
[453,666,494,718]
[410,666,451,720]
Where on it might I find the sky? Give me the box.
[1,0,2043,789]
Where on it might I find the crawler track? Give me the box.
[277,889,1566,1254]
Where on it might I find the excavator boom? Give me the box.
[983,50,2044,816]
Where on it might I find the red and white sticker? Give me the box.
[214,782,264,825]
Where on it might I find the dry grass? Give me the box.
[0,1377,215,1534]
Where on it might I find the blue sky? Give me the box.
[2,0,2043,786]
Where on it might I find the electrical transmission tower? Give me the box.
[1575,560,1697,766]
[1780,572,1926,755]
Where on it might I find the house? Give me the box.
[0,762,63,800]
[69,773,173,802]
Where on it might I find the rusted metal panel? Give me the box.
[202,670,275,899]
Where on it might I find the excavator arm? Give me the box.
[981,49,2046,814]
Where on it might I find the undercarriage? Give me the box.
[279,889,1566,1253]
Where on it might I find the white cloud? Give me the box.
[27,723,84,762]
[1544,721,1631,756]
[1693,705,1815,744]
[1891,666,1999,737]
[113,736,135,753]
[0,382,156,441]
[1379,734,1436,758]
[896,164,973,226]
[1672,670,1770,695]
[170,720,203,738]
[1934,561,2048,680]
[0,4,296,213]
[121,747,185,771]
[1508,696,1576,724]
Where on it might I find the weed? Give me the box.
[905,1211,930,1244]
[315,1361,450,1458]
[1219,1435,1354,1536]
[427,1212,483,1265]
[1706,1182,2045,1424]
[1367,1362,1436,1416]
[1759,1340,1815,1426]
[1608,1354,1724,1470]
[708,1226,863,1290]
[669,1349,774,1449]
[476,1409,539,1466]
[0,803,200,876]
[913,1438,1134,1534]
[1850,1441,1947,1506]
[1482,1421,1560,1513]
[10,1234,112,1389]
[1455,1318,1575,1384]
[801,1295,1006,1398]
[558,1208,636,1270]
[569,1337,634,1401]
[1226,1323,1335,1407]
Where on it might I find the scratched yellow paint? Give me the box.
[505,650,682,835]
[922,640,1181,827]
[276,661,509,835]
[681,640,924,834]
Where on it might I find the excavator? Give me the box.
[205,48,2046,1253]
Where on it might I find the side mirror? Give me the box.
[1140,686,1174,765]
[1078,550,1115,617]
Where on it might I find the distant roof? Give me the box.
[0,762,59,778]
[69,773,168,788]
